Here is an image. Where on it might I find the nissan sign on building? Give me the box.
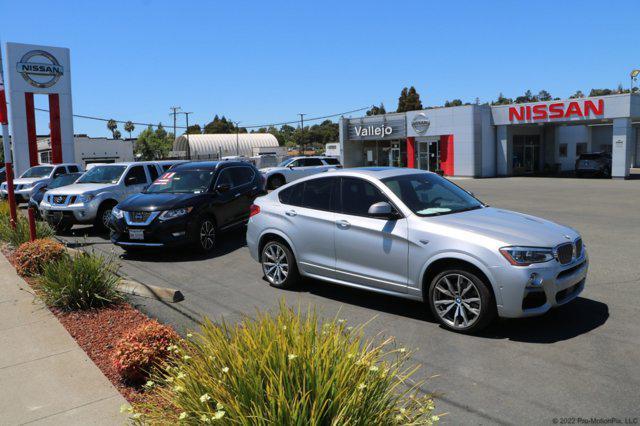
[340,93,639,179]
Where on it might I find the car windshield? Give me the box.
[277,158,294,167]
[382,173,483,217]
[145,169,215,194]
[21,166,53,178]
[49,173,82,189]
[76,165,127,184]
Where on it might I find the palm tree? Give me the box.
[113,129,122,140]
[124,121,135,140]
[107,119,118,138]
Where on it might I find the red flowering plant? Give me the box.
[113,319,181,383]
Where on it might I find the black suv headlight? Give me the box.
[158,207,193,221]
[499,246,554,266]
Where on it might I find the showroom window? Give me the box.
[559,144,568,158]
[576,143,588,156]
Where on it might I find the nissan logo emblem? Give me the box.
[411,113,430,134]
[16,50,64,88]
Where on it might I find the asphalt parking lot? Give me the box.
[57,177,640,424]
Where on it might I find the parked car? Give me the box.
[0,163,83,203]
[40,162,163,233]
[109,161,263,253]
[29,172,83,218]
[156,159,190,172]
[575,152,611,178]
[260,156,342,190]
[247,168,588,334]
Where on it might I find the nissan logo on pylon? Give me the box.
[16,50,64,88]
[411,113,430,134]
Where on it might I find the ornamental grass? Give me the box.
[129,301,438,425]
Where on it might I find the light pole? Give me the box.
[169,106,181,142]
[178,111,193,159]
[298,113,306,155]
[233,121,241,156]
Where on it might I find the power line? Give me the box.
[29,105,370,131]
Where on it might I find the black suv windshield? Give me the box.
[21,166,53,178]
[146,169,215,194]
[382,173,483,217]
[77,166,127,184]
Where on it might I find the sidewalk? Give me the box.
[0,253,128,425]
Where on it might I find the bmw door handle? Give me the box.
[336,219,350,229]
[285,210,297,217]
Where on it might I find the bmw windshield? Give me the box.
[21,166,53,178]
[76,166,127,184]
[145,170,215,194]
[382,173,483,217]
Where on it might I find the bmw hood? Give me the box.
[426,207,579,248]
[46,183,116,196]
[118,192,201,212]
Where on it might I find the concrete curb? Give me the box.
[60,243,184,303]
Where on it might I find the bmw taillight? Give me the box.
[249,204,261,218]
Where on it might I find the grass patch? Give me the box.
[130,302,438,424]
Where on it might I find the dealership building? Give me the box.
[339,94,640,178]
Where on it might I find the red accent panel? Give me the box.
[406,137,415,168]
[440,134,454,176]
[24,93,39,167]
[49,94,62,163]
[0,89,8,124]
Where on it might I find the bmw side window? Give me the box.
[302,158,323,166]
[279,182,304,206]
[340,177,389,218]
[124,166,147,186]
[300,177,335,211]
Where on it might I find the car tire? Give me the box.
[427,268,496,334]
[268,175,285,190]
[95,202,115,233]
[261,239,300,289]
[194,217,217,253]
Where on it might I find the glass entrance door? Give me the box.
[512,135,541,175]
[417,140,440,171]
[389,147,401,167]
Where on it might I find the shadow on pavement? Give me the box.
[291,279,608,343]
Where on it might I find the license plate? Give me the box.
[129,229,144,240]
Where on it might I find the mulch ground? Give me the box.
[2,243,159,405]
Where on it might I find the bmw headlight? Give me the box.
[499,246,554,266]
[78,194,95,203]
[158,207,193,221]
[111,206,124,219]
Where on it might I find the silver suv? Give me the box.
[0,163,82,203]
[247,168,588,333]
[40,162,163,232]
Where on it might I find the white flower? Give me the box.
[222,366,229,373]
[288,354,298,361]
[173,385,185,393]
[400,407,406,414]
[132,413,142,420]
[399,347,406,353]
[144,380,155,388]
[200,393,212,403]
[186,333,193,338]
[120,404,133,413]
[357,383,366,391]
[369,365,379,372]
[200,414,211,423]
[337,319,346,323]
[395,414,403,421]
[182,355,192,361]
[178,412,188,420]
[213,410,226,420]
[165,376,174,383]
[177,372,186,379]
[216,402,224,410]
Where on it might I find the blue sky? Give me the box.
[2,0,639,137]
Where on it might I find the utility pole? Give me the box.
[169,106,181,141]
[233,121,241,156]
[298,113,306,155]
[178,111,192,159]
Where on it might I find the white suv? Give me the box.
[40,162,163,232]
[0,163,83,203]
[260,156,341,189]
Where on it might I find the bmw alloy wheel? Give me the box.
[262,242,289,285]
[433,273,482,329]
[199,220,216,251]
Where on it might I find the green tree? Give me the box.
[124,121,135,140]
[134,123,174,160]
[203,115,246,134]
[589,88,613,97]
[537,90,552,101]
[113,129,122,140]
[569,90,585,99]
[444,99,463,107]
[515,90,537,104]
[366,103,386,116]
[397,86,423,112]
[107,119,118,138]
[491,93,513,105]
[186,124,202,134]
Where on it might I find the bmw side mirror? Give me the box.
[368,201,396,219]
[216,183,231,193]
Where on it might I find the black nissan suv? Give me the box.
[109,161,264,253]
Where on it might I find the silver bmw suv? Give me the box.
[246,168,588,333]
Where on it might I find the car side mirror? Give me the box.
[288,165,295,169]
[216,183,231,193]
[368,201,396,219]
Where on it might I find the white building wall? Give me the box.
[555,125,588,171]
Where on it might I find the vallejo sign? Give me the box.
[17,50,64,88]
[353,123,393,137]
[347,116,406,141]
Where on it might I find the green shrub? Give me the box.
[114,320,180,383]
[131,302,438,425]
[13,238,67,276]
[38,251,121,310]
[0,215,54,247]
